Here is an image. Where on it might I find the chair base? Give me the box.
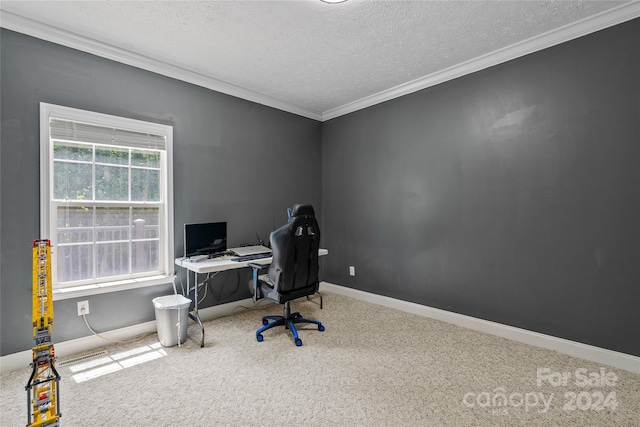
[256,301,324,346]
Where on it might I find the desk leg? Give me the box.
[188,312,204,347]
[306,292,323,309]
[187,270,205,347]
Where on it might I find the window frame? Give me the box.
[40,103,174,300]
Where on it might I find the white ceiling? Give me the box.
[1,1,638,121]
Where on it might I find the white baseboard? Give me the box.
[320,282,640,374]
[5,285,637,374]
[0,296,266,374]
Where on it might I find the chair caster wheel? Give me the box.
[295,338,303,347]
[262,319,269,326]
[257,334,264,342]
[318,325,325,332]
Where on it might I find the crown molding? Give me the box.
[2,3,638,123]
[0,10,323,122]
[322,1,640,121]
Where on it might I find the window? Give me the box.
[40,103,174,298]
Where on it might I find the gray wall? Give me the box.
[0,29,322,356]
[2,19,639,359]
[322,19,640,356]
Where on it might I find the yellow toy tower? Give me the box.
[25,239,61,427]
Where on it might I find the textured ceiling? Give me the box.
[0,1,634,119]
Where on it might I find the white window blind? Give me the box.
[50,118,166,150]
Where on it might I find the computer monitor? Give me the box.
[184,222,227,258]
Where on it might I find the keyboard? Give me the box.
[230,253,271,262]
[186,251,230,262]
[208,251,228,259]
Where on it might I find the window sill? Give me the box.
[52,275,175,301]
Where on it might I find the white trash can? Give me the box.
[152,294,191,347]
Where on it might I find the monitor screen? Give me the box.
[184,222,227,258]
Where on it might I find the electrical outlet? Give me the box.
[349,266,355,276]
[77,300,89,316]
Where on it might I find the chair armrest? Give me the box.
[248,262,269,271]
[248,262,270,303]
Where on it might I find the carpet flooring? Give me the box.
[1,291,638,426]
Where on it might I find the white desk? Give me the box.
[174,248,328,347]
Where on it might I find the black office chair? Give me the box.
[248,204,325,346]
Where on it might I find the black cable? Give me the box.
[207,271,223,301]
[223,270,241,300]
[207,269,241,302]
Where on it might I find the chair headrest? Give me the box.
[290,204,315,218]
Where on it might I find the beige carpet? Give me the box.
[1,291,639,426]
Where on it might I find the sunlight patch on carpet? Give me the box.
[69,343,167,383]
